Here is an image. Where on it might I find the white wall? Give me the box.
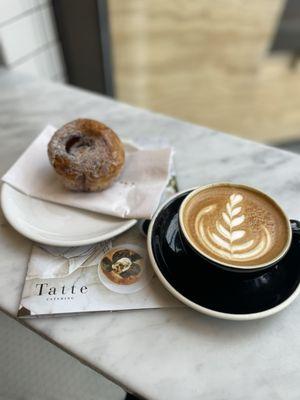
[0,0,66,82]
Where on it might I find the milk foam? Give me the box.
[181,185,290,268]
[195,193,272,262]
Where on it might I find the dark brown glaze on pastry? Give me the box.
[48,119,125,191]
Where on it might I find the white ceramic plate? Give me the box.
[1,183,136,246]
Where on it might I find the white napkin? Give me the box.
[2,126,172,219]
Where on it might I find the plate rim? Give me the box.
[147,189,300,321]
[1,183,137,247]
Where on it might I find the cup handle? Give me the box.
[290,220,300,237]
[138,219,151,237]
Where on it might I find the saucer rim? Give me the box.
[147,189,300,321]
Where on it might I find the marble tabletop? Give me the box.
[1,68,300,400]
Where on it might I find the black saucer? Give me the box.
[149,191,300,316]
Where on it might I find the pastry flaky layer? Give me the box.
[48,119,125,192]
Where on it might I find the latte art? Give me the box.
[195,193,272,262]
[181,184,291,268]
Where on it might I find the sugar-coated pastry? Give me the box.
[48,119,125,191]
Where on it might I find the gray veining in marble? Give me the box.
[1,68,300,400]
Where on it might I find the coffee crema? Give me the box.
[180,184,291,268]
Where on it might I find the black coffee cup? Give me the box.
[178,183,293,274]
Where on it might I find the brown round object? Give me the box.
[48,119,125,191]
[100,247,143,285]
[102,269,140,285]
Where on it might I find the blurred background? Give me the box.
[1,0,300,145]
